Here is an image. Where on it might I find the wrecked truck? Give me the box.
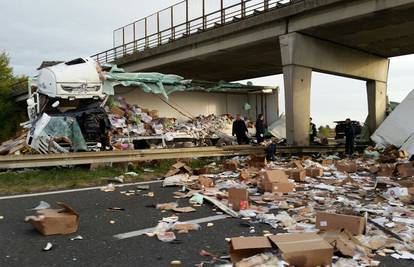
[26,57,188,153]
[26,58,111,153]
[24,57,273,154]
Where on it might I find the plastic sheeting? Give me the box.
[268,113,286,139]
[103,66,187,99]
[102,65,268,99]
[42,115,87,151]
[371,89,414,156]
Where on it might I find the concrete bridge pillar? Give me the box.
[279,32,389,146]
[366,80,387,135]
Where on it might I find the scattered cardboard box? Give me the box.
[165,162,192,177]
[248,155,266,168]
[268,233,333,267]
[229,236,273,263]
[305,167,324,178]
[322,159,334,166]
[316,212,365,235]
[336,161,358,173]
[228,188,249,211]
[291,160,304,170]
[199,176,214,188]
[397,163,414,178]
[378,164,396,177]
[286,169,306,182]
[24,202,79,235]
[261,170,294,193]
[223,160,238,171]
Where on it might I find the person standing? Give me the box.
[232,114,249,145]
[309,117,317,144]
[255,114,265,144]
[344,118,355,156]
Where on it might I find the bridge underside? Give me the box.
[146,40,283,82]
[116,1,414,82]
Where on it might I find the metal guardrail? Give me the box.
[0,146,263,169]
[91,0,304,64]
[0,145,358,170]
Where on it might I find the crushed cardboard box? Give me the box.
[229,236,273,263]
[24,202,79,235]
[268,233,333,267]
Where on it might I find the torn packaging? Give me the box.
[397,163,414,178]
[229,236,273,263]
[268,233,333,267]
[25,202,79,235]
[316,212,365,235]
[228,188,249,211]
[378,164,396,177]
[321,230,363,257]
[229,234,333,266]
[261,170,294,193]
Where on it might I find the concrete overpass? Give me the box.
[93,0,414,146]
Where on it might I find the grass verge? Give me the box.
[0,158,213,195]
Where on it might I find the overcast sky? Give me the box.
[1,0,413,127]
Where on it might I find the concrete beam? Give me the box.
[279,32,389,82]
[283,65,312,146]
[366,81,387,135]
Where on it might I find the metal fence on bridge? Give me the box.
[92,0,303,64]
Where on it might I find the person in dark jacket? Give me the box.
[309,117,317,144]
[232,114,249,145]
[255,114,265,144]
[344,118,355,156]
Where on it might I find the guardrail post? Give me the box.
[221,0,225,24]
[264,0,269,10]
[157,12,161,45]
[171,6,175,39]
[241,0,246,18]
[122,28,126,56]
[202,0,206,29]
[186,0,190,35]
[133,23,137,51]
[105,52,108,62]
[145,17,149,48]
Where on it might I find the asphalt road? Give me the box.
[0,182,412,267]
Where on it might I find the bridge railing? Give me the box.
[92,0,303,64]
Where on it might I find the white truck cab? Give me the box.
[36,57,104,100]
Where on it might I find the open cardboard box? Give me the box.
[25,202,79,235]
[230,233,333,267]
[269,233,333,267]
[316,212,365,235]
[229,236,273,263]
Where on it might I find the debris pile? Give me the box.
[107,96,235,149]
[152,153,414,266]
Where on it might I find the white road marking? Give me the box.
[0,180,162,200]
[114,214,229,240]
